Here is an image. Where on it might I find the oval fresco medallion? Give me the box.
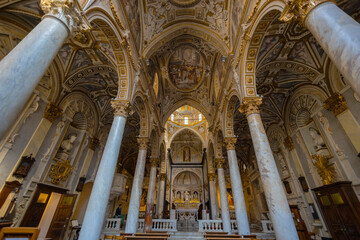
[168,45,204,91]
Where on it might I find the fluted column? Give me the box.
[239,98,298,240]
[79,100,131,240]
[280,0,360,96]
[125,137,149,233]
[224,137,250,235]
[144,158,158,232]
[208,173,218,219]
[215,158,231,233]
[0,0,88,140]
[156,173,166,219]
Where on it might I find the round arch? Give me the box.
[224,91,241,138]
[169,127,205,147]
[238,1,285,98]
[86,8,132,100]
[143,22,229,58]
[132,94,150,137]
[162,99,210,126]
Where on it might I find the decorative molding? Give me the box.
[215,158,225,169]
[238,97,262,117]
[279,0,333,24]
[323,92,348,116]
[49,160,72,184]
[224,137,237,150]
[284,136,295,151]
[110,100,133,117]
[43,103,62,122]
[311,154,337,185]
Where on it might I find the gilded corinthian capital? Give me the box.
[111,100,133,117]
[43,103,62,122]
[224,137,237,150]
[279,0,333,24]
[40,0,89,34]
[323,93,348,116]
[215,158,226,169]
[137,137,149,150]
[239,97,262,117]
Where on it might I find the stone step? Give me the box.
[168,232,205,240]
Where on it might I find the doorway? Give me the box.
[290,205,310,240]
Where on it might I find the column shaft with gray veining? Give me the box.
[240,98,298,240]
[225,138,250,235]
[125,137,149,233]
[208,173,218,219]
[156,174,166,219]
[215,158,231,233]
[0,0,86,140]
[79,100,131,240]
[280,1,360,96]
[144,158,158,232]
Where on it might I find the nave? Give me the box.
[0,0,360,240]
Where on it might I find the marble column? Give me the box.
[239,98,298,240]
[125,137,149,234]
[208,173,218,219]
[215,158,231,233]
[280,0,360,96]
[79,100,131,240]
[144,158,158,232]
[156,173,166,219]
[0,0,87,140]
[224,137,250,235]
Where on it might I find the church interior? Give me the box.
[0,0,360,240]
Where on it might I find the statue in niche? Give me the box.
[193,191,198,200]
[278,152,289,177]
[57,133,77,161]
[61,133,77,153]
[183,147,191,162]
[185,191,190,202]
[176,191,181,200]
[309,127,327,152]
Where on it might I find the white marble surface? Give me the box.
[217,167,231,233]
[157,179,165,218]
[247,113,298,240]
[125,148,147,233]
[79,116,126,240]
[306,2,360,96]
[144,165,157,232]
[227,149,250,235]
[209,179,218,219]
[0,17,68,140]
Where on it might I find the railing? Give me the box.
[137,219,177,232]
[103,218,122,233]
[261,220,274,233]
[198,220,237,233]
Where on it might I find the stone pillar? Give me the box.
[125,137,149,234]
[79,100,131,240]
[208,173,218,219]
[239,98,298,240]
[0,0,87,140]
[144,158,158,232]
[280,0,360,96]
[156,173,166,219]
[215,158,231,233]
[224,137,250,235]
